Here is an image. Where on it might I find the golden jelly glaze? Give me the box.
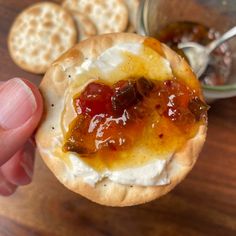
[62,39,205,172]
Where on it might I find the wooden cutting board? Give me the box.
[0,1,236,235]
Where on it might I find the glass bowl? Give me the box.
[137,0,236,101]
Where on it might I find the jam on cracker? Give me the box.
[63,77,208,156]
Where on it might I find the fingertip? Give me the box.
[0,78,43,165]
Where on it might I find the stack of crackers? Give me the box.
[8,0,140,74]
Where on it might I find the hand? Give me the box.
[0,78,43,196]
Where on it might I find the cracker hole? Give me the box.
[52,126,55,130]
[51,104,54,107]
[159,133,164,139]
[103,184,107,187]
[130,185,133,188]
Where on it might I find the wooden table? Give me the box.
[1,1,236,235]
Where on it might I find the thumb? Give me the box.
[0,78,43,165]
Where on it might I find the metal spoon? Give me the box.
[178,26,236,78]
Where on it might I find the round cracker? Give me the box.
[36,33,207,207]
[71,11,97,41]
[8,2,77,74]
[62,0,128,34]
[124,0,140,31]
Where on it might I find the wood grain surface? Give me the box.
[1,1,236,236]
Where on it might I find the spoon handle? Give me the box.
[206,26,236,54]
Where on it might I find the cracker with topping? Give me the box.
[36,33,207,206]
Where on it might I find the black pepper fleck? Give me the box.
[159,133,164,138]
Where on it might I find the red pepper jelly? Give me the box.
[63,77,208,170]
[155,21,232,86]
